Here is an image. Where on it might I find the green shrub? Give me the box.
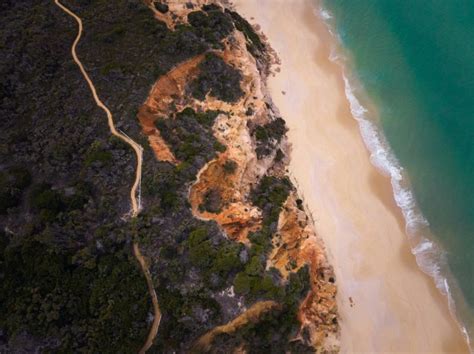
[253,118,288,159]
[188,227,209,247]
[190,53,244,103]
[251,176,292,213]
[285,266,311,308]
[245,255,264,276]
[186,227,243,280]
[187,8,234,48]
[161,188,179,211]
[64,183,91,211]
[255,126,268,141]
[84,141,112,167]
[234,272,252,294]
[214,141,226,153]
[29,183,63,215]
[212,243,242,275]
[154,2,169,14]
[187,227,215,268]
[275,149,285,162]
[196,110,220,126]
[178,107,220,127]
[225,9,265,56]
[223,160,238,174]
[199,188,222,214]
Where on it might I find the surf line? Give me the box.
[53,1,161,352]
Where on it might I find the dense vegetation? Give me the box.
[225,9,266,59]
[0,0,311,352]
[252,117,288,159]
[189,52,244,103]
[0,232,149,352]
[214,268,315,353]
[187,5,234,49]
[155,107,224,179]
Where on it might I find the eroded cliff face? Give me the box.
[138,54,205,163]
[276,193,339,347]
[139,1,339,351]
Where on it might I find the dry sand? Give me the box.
[233,0,469,352]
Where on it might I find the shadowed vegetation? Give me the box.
[0,1,311,352]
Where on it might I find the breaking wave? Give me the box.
[316,4,472,350]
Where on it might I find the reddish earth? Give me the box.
[189,153,262,242]
[137,55,206,164]
[138,1,339,351]
[271,193,339,347]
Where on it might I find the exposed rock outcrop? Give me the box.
[273,193,339,349]
[138,1,340,351]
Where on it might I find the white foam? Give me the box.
[317,5,472,349]
[341,72,453,285]
[413,238,435,254]
[315,6,337,37]
[329,48,340,62]
[342,75,429,229]
[320,8,332,20]
[343,63,474,354]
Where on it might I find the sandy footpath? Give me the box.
[233,0,469,352]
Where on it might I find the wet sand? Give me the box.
[233,0,469,352]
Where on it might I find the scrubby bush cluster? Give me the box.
[187,5,234,48]
[223,159,238,174]
[252,117,288,159]
[199,188,223,214]
[232,176,293,300]
[189,52,244,103]
[185,227,244,285]
[225,9,266,59]
[155,107,225,180]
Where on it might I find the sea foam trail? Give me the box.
[342,73,473,352]
[316,5,472,350]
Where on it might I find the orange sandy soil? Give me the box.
[137,1,340,351]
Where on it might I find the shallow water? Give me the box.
[322,0,474,342]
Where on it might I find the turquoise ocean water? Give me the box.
[321,0,474,343]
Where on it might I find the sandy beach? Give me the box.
[233,0,469,352]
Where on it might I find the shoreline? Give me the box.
[233,0,470,352]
